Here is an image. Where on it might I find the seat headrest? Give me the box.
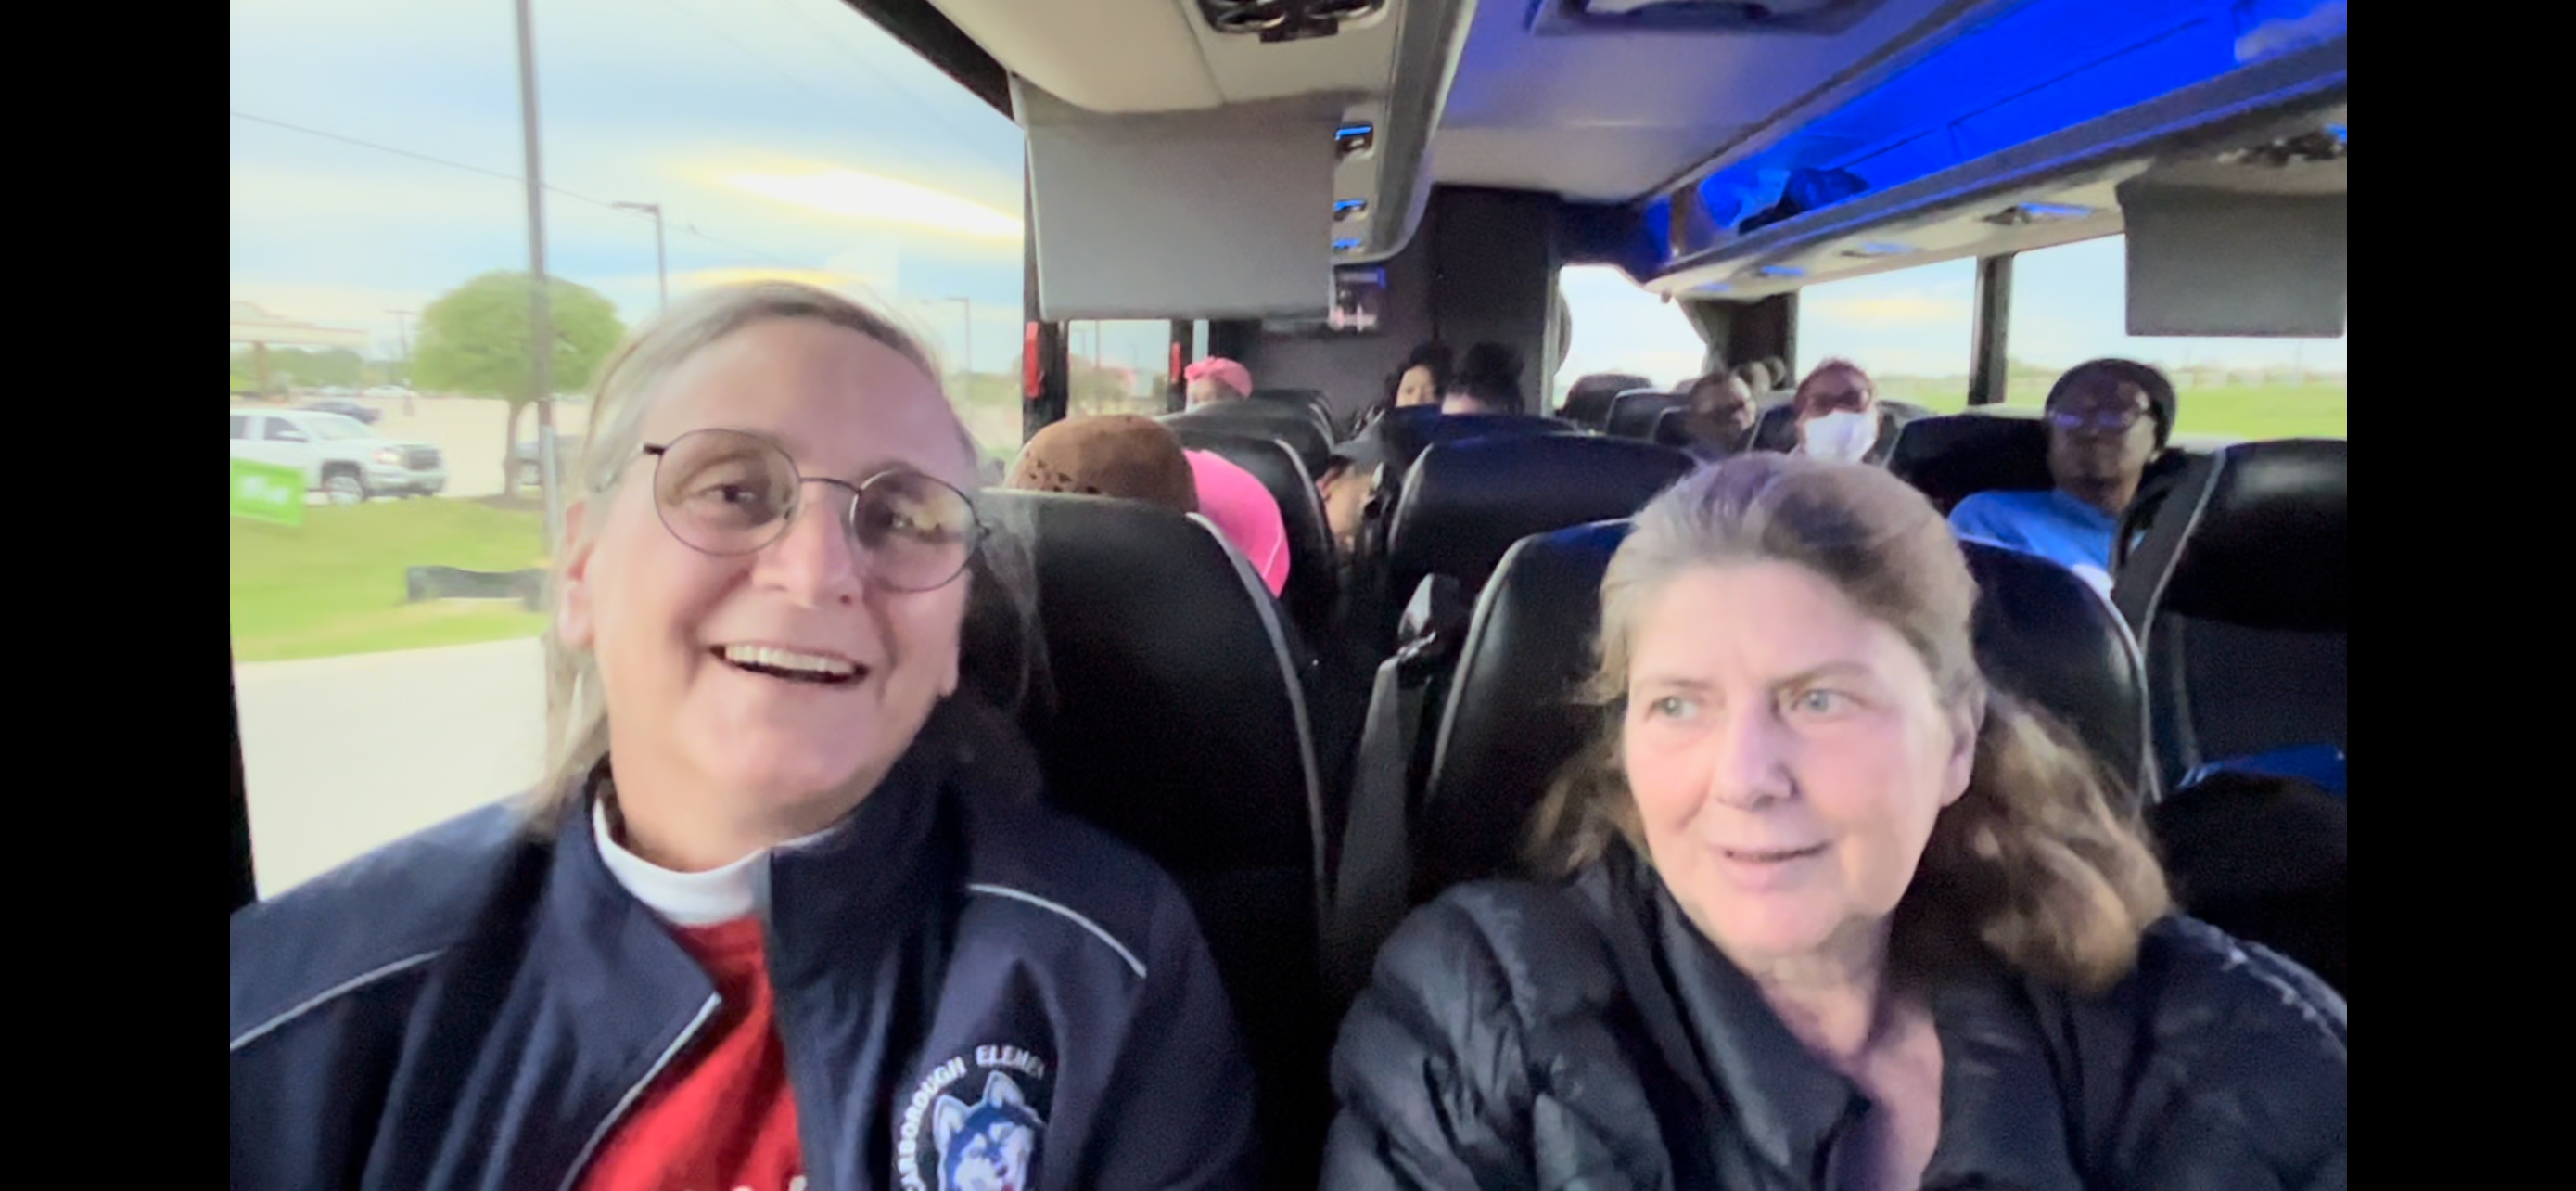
[1384,434,1692,603]
[1416,519,1628,896]
[1604,390,1687,440]
[1960,540,2151,801]
[1161,400,1332,477]
[972,491,1322,887]
[1250,387,1335,436]
[1167,425,1340,642]
[1376,411,1575,470]
[1886,412,2054,511]
[2115,439,2347,633]
[1752,401,1801,452]
[1415,518,2152,892]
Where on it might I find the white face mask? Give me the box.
[1800,408,1880,463]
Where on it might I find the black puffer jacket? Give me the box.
[1324,843,2346,1190]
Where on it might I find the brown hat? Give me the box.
[1005,415,1199,514]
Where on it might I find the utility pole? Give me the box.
[514,0,561,544]
[386,309,418,416]
[613,201,668,312]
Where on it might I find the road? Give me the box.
[235,637,546,897]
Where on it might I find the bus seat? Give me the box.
[1374,409,1575,472]
[1382,435,1693,644]
[972,490,1330,1189]
[1167,426,1342,656]
[1887,412,2054,512]
[1604,389,1687,440]
[1250,387,1336,442]
[1162,399,1332,478]
[1560,374,1651,428]
[2112,440,2346,794]
[1407,524,2154,904]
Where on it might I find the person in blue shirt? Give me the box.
[1948,358,2176,595]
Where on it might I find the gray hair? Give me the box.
[531,281,1040,822]
[1530,454,2169,992]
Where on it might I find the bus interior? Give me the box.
[229,0,2346,1185]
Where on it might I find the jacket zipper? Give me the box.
[555,992,724,1191]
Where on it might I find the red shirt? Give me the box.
[575,917,805,1191]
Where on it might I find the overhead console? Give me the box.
[1630,0,2346,300]
[923,0,1474,297]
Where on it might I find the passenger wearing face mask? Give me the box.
[1786,358,1894,466]
[1948,359,2176,597]
[233,284,1257,1191]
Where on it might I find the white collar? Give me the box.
[591,796,836,927]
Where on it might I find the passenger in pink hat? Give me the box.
[1184,450,1291,598]
[1183,357,1254,407]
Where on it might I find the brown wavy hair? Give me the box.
[1526,454,2168,992]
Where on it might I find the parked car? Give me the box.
[298,399,381,425]
[229,409,447,503]
[510,430,591,489]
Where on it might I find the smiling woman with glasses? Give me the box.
[232,281,1259,1191]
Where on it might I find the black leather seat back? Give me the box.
[1162,400,1332,477]
[1375,409,1576,473]
[2112,440,2347,791]
[972,490,1328,1186]
[1168,426,1340,648]
[1887,412,2055,512]
[1559,373,1652,428]
[1414,521,2152,895]
[1382,436,1693,639]
[1604,390,1688,440]
[1250,387,1335,442]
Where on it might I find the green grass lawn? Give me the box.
[1878,377,2347,442]
[231,499,552,663]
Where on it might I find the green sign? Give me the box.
[231,458,306,526]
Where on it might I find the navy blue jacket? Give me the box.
[231,698,1256,1191]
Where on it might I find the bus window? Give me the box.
[2007,237,2345,441]
[1553,264,1711,404]
[229,0,1026,897]
[1794,258,1978,411]
[1067,320,1179,418]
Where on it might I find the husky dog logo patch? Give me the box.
[935,1072,1042,1191]
[899,1045,1052,1191]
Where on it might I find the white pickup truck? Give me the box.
[229,408,448,504]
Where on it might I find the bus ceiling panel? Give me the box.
[836,0,1014,115]
[1636,0,2345,279]
[1020,83,1340,320]
[2120,179,2343,337]
[1639,25,2343,297]
[921,0,1226,112]
[1333,0,1477,262]
[1428,0,1976,198]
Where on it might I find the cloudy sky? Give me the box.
[232,0,2344,389]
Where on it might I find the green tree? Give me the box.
[414,271,626,493]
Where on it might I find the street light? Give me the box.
[612,201,668,312]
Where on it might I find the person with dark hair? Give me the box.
[1442,341,1525,416]
[1391,342,1452,410]
[1560,372,1651,425]
[1673,371,1758,461]
[1948,358,2178,595]
[1321,455,2344,1189]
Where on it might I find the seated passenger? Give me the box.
[1947,359,2177,596]
[1186,448,1292,598]
[1788,357,1890,465]
[1183,355,1254,407]
[1674,370,1758,462]
[232,282,1256,1190]
[1317,433,1385,562]
[1441,341,1526,416]
[1005,413,1199,513]
[1324,455,2345,1189]
[1392,342,1452,410]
